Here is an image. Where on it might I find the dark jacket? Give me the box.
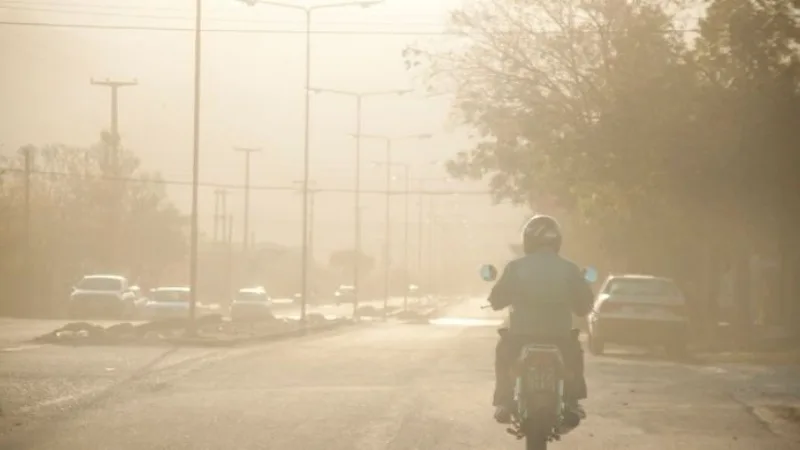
[488,250,593,336]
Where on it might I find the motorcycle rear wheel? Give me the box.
[524,420,549,450]
[525,433,547,450]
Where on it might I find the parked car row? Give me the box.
[67,274,275,321]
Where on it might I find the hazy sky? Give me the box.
[0,0,526,265]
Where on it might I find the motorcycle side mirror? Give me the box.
[479,264,498,282]
[583,266,598,283]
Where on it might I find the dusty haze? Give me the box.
[0,0,524,266]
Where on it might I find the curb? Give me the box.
[31,319,356,348]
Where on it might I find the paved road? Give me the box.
[1,298,798,449]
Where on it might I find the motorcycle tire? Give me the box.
[524,420,549,450]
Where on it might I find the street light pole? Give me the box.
[375,161,411,311]
[354,96,362,317]
[310,87,411,317]
[294,180,318,289]
[242,0,383,331]
[427,198,436,296]
[383,139,392,318]
[234,147,260,253]
[362,134,432,317]
[300,7,312,328]
[417,180,424,298]
[372,163,411,311]
[411,171,451,300]
[188,0,203,333]
[402,166,410,311]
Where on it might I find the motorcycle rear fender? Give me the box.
[512,344,565,375]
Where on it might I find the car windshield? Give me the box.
[77,277,122,291]
[235,291,266,302]
[152,290,190,303]
[607,279,680,296]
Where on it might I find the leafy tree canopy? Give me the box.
[405,0,800,276]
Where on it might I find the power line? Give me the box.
[0,0,187,11]
[0,167,490,196]
[0,19,703,36]
[0,2,448,28]
[0,0,707,35]
[0,19,457,35]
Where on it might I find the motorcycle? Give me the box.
[479,263,598,450]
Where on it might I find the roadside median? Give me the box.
[349,297,452,322]
[388,296,465,323]
[31,313,354,347]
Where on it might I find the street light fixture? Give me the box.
[239,0,383,328]
[358,133,433,318]
[309,87,411,318]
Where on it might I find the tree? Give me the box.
[405,0,800,327]
[691,0,800,326]
[405,0,700,267]
[0,134,188,316]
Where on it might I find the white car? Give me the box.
[69,274,138,319]
[333,285,356,305]
[230,287,273,321]
[142,287,219,320]
[587,274,689,356]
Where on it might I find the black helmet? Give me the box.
[522,214,562,254]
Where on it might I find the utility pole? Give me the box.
[90,78,137,168]
[354,97,363,318]
[91,78,137,273]
[234,147,260,253]
[21,146,33,303]
[427,198,437,297]
[213,190,221,241]
[307,187,318,300]
[402,167,410,312]
[213,189,229,242]
[227,214,234,299]
[417,180,425,299]
[383,140,392,319]
[309,188,317,267]
[221,190,229,240]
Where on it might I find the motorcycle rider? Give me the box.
[489,214,593,424]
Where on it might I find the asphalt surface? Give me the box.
[2,298,799,449]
